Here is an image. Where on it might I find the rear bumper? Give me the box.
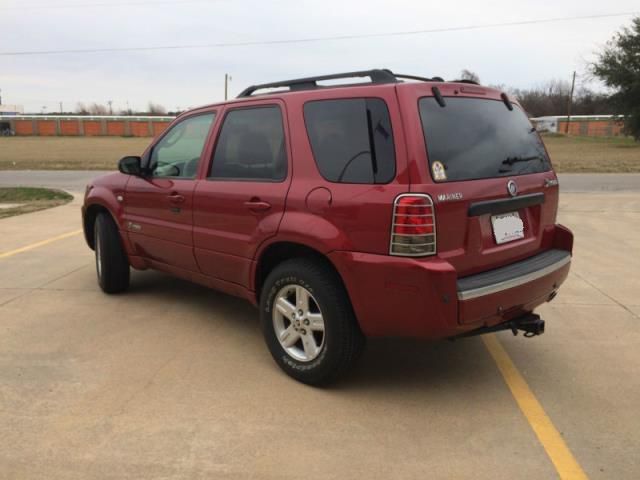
[329,224,573,339]
[456,249,570,326]
[457,250,570,300]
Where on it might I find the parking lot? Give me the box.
[1,177,639,479]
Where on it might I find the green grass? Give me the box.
[0,187,73,202]
[540,134,640,173]
[0,134,638,173]
[0,136,151,170]
[0,187,73,219]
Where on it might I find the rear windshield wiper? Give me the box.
[502,155,543,166]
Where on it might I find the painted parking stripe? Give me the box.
[0,229,82,259]
[482,334,588,480]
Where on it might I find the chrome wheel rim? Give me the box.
[272,285,325,362]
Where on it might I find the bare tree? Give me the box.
[509,79,613,117]
[87,103,109,115]
[459,69,481,83]
[147,102,167,115]
[75,102,90,115]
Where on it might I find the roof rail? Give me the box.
[451,79,481,85]
[237,69,398,97]
[236,69,462,98]
[393,73,444,83]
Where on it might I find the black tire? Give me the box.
[94,212,130,294]
[260,258,365,386]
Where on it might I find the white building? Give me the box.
[0,104,24,115]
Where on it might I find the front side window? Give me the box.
[149,113,215,178]
[419,97,551,182]
[210,106,287,181]
[303,98,395,184]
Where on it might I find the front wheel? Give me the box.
[260,258,365,385]
[94,212,130,294]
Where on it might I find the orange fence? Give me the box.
[556,119,625,137]
[0,115,174,137]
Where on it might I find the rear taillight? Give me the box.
[390,194,436,257]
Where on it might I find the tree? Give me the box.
[592,17,640,140]
[88,103,109,115]
[147,102,167,115]
[75,102,89,115]
[511,79,571,117]
[507,80,615,118]
[77,102,108,115]
[459,69,480,84]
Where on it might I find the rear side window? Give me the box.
[304,98,395,184]
[210,106,286,181]
[419,97,551,182]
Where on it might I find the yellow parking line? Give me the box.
[482,334,588,480]
[0,229,83,259]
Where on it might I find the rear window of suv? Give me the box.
[304,98,395,184]
[419,97,551,182]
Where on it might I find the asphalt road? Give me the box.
[0,170,640,193]
[1,188,639,478]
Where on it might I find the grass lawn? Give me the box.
[0,137,151,171]
[0,187,73,219]
[0,134,638,173]
[541,134,640,173]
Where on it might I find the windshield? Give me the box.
[418,97,551,182]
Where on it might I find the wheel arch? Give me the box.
[83,203,118,250]
[253,241,349,306]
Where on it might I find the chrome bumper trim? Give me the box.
[457,255,571,301]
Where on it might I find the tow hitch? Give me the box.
[453,313,545,340]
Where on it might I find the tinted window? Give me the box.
[149,113,215,178]
[210,106,286,181]
[304,98,395,184]
[419,97,551,182]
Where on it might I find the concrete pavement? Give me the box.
[0,170,106,194]
[0,193,639,479]
[1,170,640,194]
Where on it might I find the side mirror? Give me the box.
[118,156,143,176]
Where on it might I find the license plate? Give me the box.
[491,212,524,244]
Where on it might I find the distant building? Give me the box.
[530,115,625,137]
[0,104,24,116]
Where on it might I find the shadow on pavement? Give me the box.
[125,269,493,391]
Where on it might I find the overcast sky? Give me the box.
[1,0,638,113]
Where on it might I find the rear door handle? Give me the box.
[244,199,271,212]
[168,193,185,204]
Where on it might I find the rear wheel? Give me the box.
[260,258,365,385]
[94,213,130,294]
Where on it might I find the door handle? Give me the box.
[244,199,271,212]
[168,193,185,204]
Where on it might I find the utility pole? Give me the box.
[0,88,3,105]
[59,101,63,114]
[565,71,576,135]
[107,100,113,116]
[224,73,232,100]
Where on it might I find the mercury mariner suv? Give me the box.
[82,69,573,385]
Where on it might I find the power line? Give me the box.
[1,11,637,56]
[0,0,217,10]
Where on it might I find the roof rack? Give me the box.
[236,69,465,98]
[237,69,398,98]
[393,73,444,83]
[451,79,481,85]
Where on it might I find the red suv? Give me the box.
[82,69,573,385]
